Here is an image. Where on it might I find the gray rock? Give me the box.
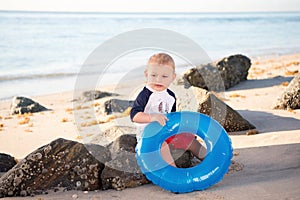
[101,152,150,190]
[193,87,256,132]
[10,96,49,115]
[0,135,152,197]
[183,54,251,91]
[81,90,118,102]
[169,149,193,168]
[84,143,111,168]
[104,99,134,114]
[217,54,251,89]
[0,138,105,197]
[106,134,137,159]
[274,73,300,110]
[183,63,224,91]
[101,135,150,190]
[0,154,16,172]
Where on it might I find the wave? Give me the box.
[2,10,300,23]
[0,72,78,82]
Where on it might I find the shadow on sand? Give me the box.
[227,76,293,91]
[237,109,300,133]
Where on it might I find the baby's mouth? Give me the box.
[154,84,163,87]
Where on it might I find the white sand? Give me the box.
[0,53,299,199]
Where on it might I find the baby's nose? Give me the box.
[156,76,162,81]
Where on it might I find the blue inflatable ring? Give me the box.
[136,111,233,193]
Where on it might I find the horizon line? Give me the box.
[1,10,300,14]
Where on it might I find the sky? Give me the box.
[0,0,300,12]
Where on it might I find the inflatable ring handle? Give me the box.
[136,111,233,193]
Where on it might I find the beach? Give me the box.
[0,53,299,199]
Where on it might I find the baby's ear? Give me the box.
[144,69,148,77]
[172,72,176,80]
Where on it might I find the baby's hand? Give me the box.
[150,114,168,126]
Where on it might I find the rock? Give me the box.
[101,135,149,190]
[81,90,118,102]
[169,149,193,168]
[216,54,251,89]
[0,154,17,172]
[183,63,224,91]
[0,138,105,197]
[246,129,259,136]
[83,143,111,168]
[183,54,251,91]
[104,99,134,114]
[193,87,256,132]
[101,153,150,190]
[106,134,137,159]
[274,73,300,110]
[0,135,151,197]
[10,96,49,115]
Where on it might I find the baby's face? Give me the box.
[145,64,175,92]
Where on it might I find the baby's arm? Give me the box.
[132,112,168,126]
[130,87,168,126]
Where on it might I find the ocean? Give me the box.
[0,11,300,99]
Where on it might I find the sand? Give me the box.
[0,53,299,199]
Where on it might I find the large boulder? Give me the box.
[183,54,251,91]
[0,138,106,197]
[104,99,134,114]
[0,135,152,197]
[176,85,256,133]
[106,134,137,157]
[274,73,300,110]
[216,54,251,89]
[182,63,223,91]
[10,96,49,115]
[190,87,256,132]
[101,134,149,190]
[0,154,16,173]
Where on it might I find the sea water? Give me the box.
[0,11,300,99]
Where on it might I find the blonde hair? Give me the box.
[147,53,175,70]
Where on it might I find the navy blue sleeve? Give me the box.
[130,87,152,121]
[167,89,176,112]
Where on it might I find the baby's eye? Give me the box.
[151,74,157,77]
[162,75,168,78]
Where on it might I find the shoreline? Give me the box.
[1,52,300,101]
